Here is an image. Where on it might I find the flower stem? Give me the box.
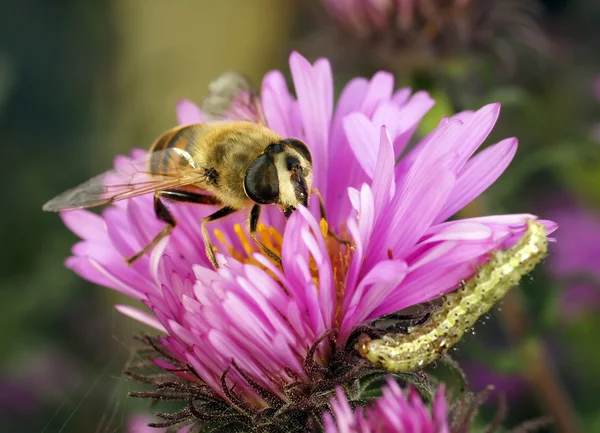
[501,291,581,433]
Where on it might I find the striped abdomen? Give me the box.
[148,124,205,175]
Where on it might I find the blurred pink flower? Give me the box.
[324,378,449,433]
[546,204,600,319]
[465,363,527,402]
[60,51,555,418]
[0,349,80,416]
[321,0,546,74]
[323,0,394,37]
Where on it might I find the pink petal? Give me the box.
[371,126,395,212]
[176,99,204,124]
[289,52,333,194]
[340,259,408,342]
[115,304,167,333]
[392,87,412,105]
[435,137,518,223]
[368,164,456,267]
[434,384,450,433]
[261,70,301,137]
[344,112,378,176]
[360,71,394,116]
[60,210,106,242]
[445,103,501,171]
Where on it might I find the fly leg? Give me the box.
[200,206,237,269]
[311,188,351,245]
[249,204,282,266]
[125,190,223,266]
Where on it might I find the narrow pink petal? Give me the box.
[347,187,360,212]
[76,257,146,300]
[392,87,411,105]
[261,70,301,137]
[60,210,106,242]
[329,77,369,152]
[434,384,450,433]
[360,71,394,116]
[391,91,435,155]
[65,256,123,293]
[420,221,493,244]
[176,99,204,124]
[407,241,457,271]
[372,101,403,139]
[435,138,518,223]
[444,103,501,171]
[327,76,371,223]
[395,91,435,133]
[395,118,463,185]
[451,110,474,122]
[464,213,538,225]
[344,112,378,176]
[127,414,158,433]
[340,260,407,342]
[371,126,395,213]
[539,219,558,235]
[367,165,456,269]
[322,413,337,433]
[372,259,480,318]
[289,52,333,194]
[115,304,167,333]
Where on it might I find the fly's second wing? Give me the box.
[202,72,265,125]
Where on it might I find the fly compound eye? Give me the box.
[282,138,312,164]
[244,153,280,204]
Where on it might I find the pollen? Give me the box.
[234,224,255,257]
[213,223,285,266]
[319,218,329,239]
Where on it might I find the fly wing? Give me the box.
[202,72,266,125]
[43,148,207,211]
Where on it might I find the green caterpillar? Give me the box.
[357,219,548,372]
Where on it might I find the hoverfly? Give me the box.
[43,73,314,269]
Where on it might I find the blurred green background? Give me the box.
[1,1,599,432]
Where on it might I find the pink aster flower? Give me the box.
[324,378,449,433]
[58,51,555,429]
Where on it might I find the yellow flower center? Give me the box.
[213,221,353,328]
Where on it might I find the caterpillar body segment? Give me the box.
[358,220,548,372]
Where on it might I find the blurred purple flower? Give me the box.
[323,0,393,37]
[0,349,80,416]
[60,51,555,416]
[546,204,600,319]
[593,76,600,104]
[320,0,548,75]
[324,378,449,433]
[465,363,527,402]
